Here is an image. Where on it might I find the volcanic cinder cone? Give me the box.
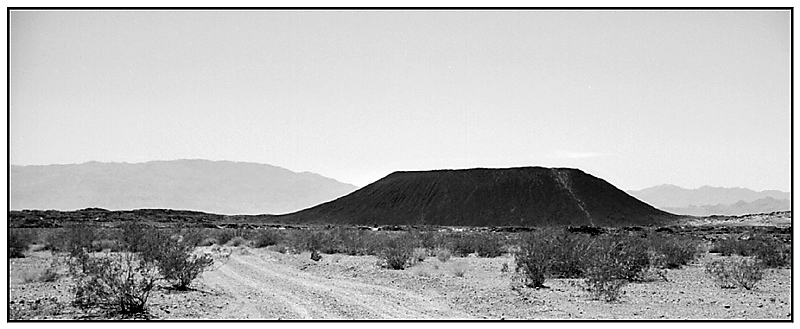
[277,167,679,227]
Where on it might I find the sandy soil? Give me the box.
[7,246,792,320]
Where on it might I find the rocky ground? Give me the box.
[7,244,792,320]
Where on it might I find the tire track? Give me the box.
[202,253,472,319]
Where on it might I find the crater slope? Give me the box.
[277,167,679,227]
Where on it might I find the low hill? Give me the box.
[276,167,680,227]
[10,159,357,215]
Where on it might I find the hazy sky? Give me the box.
[10,9,791,191]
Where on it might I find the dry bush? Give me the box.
[435,248,452,263]
[213,229,239,246]
[8,229,31,258]
[224,236,248,247]
[752,237,791,269]
[647,233,701,269]
[711,237,762,257]
[266,244,288,254]
[584,274,626,302]
[411,247,428,264]
[514,232,551,288]
[253,229,283,248]
[198,237,219,246]
[92,239,122,252]
[543,229,595,278]
[711,235,791,269]
[452,262,468,277]
[705,257,764,290]
[151,233,215,290]
[379,233,416,270]
[450,234,476,257]
[474,233,505,258]
[117,222,150,252]
[70,251,159,315]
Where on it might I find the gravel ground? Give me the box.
[7,246,792,320]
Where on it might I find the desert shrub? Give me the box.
[266,244,288,254]
[380,233,416,270]
[450,234,476,257]
[8,229,31,258]
[582,240,635,302]
[647,234,701,269]
[578,234,650,302]
[39,266,60,282]
[176,228,206,247]
[316,229,345,254]
[284,230,334,254]
[43,223,99,256]
[712,237,762,257]
[711,236,791,269]
[418,231,447,250]
[436,248,452,263]
[225,236,248,247]
[514,232,552,288]
[583,271,627,302]
[594,234,651,282]
[452,262,467,277]
[117,222,150,252]
[411,247,428,264]
[340,230,381,256]
[23,266,59,284]
[544,230,594,278]
[43,228,67,251]
[92,239,121,252]
[752,237,791,269]
[705,257,764,290]
[146,232,214,290]
[70,251,159,315]
[198,237,219,246]
[253,229,283,248]
[49,223,101,272]
[214,229,239,246]
[129,229,215,290]
[474,233,505,258]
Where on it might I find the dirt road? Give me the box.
[202,252,472,319]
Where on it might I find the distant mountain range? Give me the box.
[627,184,790,216]
[10,160,358,215]
[661,197,791,217]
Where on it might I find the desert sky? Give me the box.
[9,9,791,191]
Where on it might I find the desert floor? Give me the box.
[8,246,792,320]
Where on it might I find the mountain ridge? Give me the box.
[10,159,358,215]
[662,197,791,216]
[627,184,790,208]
